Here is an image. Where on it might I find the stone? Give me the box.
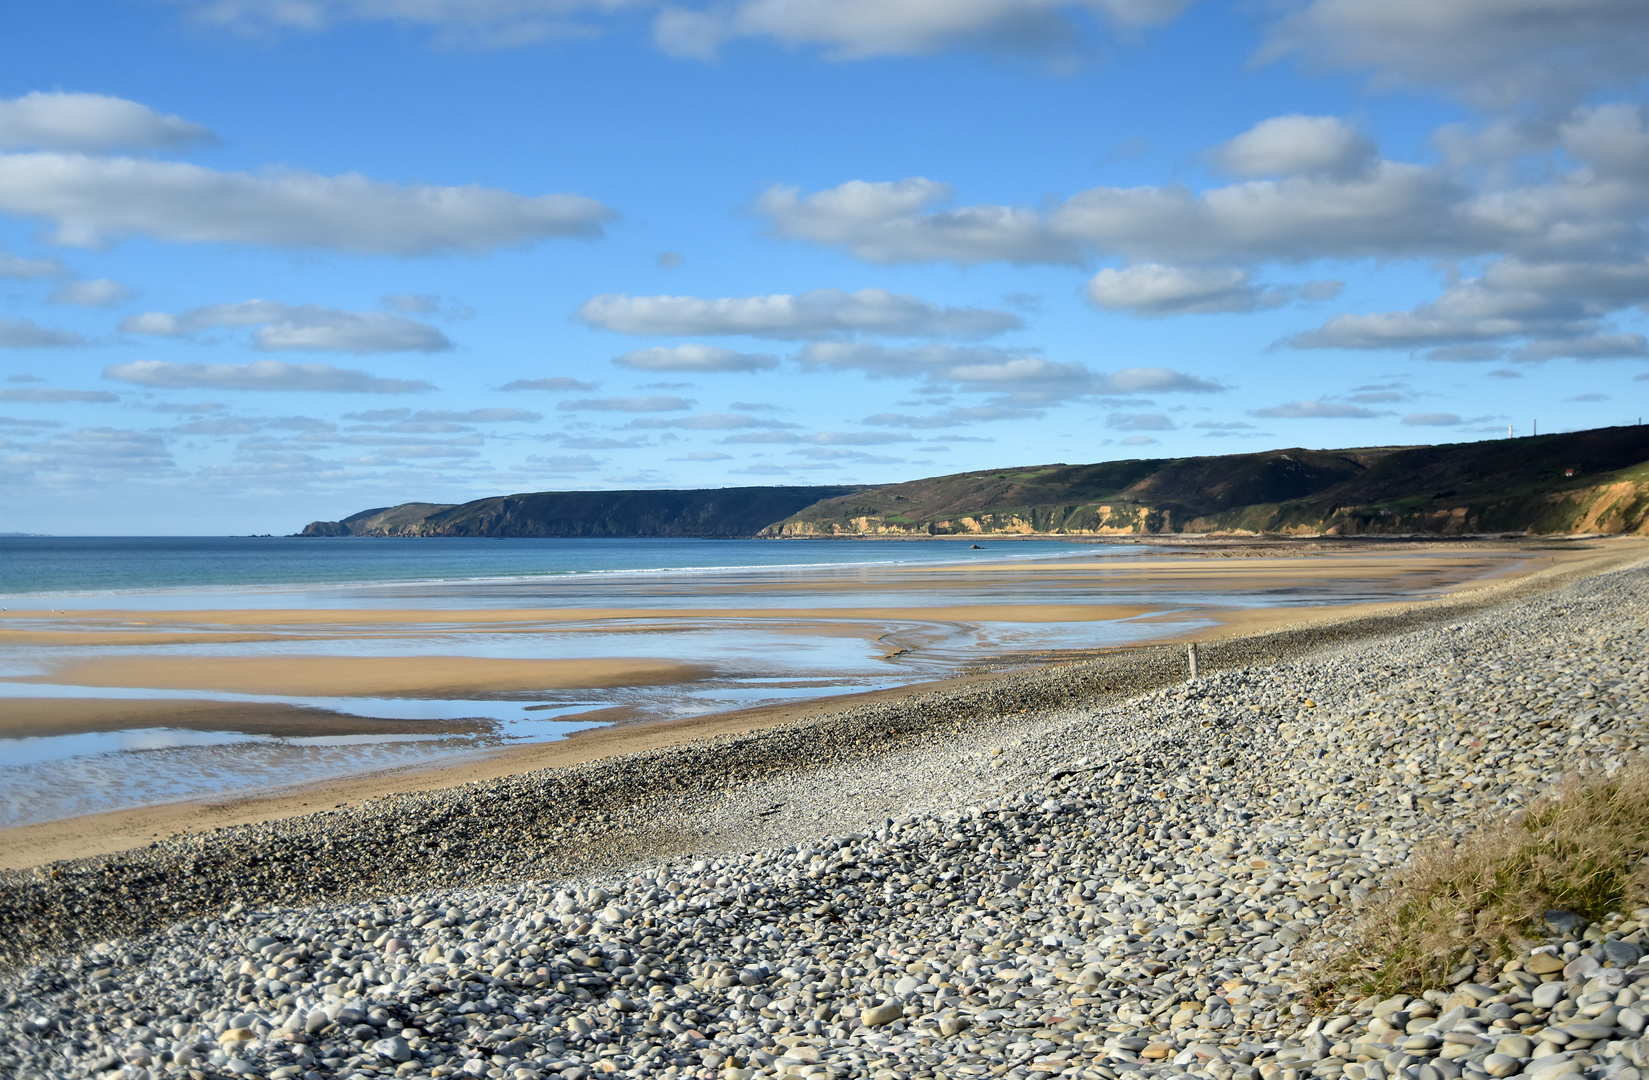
[374,1036,411,1062]
[1482,1055,1520,1078]
[861,1002,904,1027]
[1562,955,1601,981]
[1604,941,1644,967]
[1494,1037,1531,1059]
[1531,983,1567,1009]
[1525,954,1566,976]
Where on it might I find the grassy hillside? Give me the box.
[762,425,1649,537]
[301,426,1649,540]
[301,486,863,539]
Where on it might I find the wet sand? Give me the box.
[10,654,710,697]
[2,535,1639,870]
[0,698,489,740]
[1,536,1635,869]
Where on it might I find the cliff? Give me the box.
[300,486,864,539]
[760,426,1649,538]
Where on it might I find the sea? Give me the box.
[0,536,1502,828]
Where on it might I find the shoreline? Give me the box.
[0,535,1639,880]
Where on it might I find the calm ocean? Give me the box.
[0,535,1089,602]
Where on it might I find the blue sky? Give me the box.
[1,0,1646,534]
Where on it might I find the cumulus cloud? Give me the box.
[0,153,613,253]
[1,426,175,484]
[104,359,434,393]
[499,377,599,391]
[121,300,452,353]
[1098,367,1225,394]
[613,344,780,372]
[1210,115,1376,179]
[521,454,604,472]
[0,387,119,403]
[181,0,650,47]
[631,412,800,430]
[0,92,215,153]
[1288,258,1649,357]
[798,342,1223,403]
[342,407,541,424]
[1105,411,1174,431]
[653,0,1189,61]
[1259,0,1649,109]
[0,318,86,348]
[556,395,695,412]
[1086,264,1287,315]
[0,246,65,279]
[1248,400,1382,419]
[577,288,1021,340]
[0,90,212,153]
[50,279,132,307]
[755,165,1470,268]
[756,180,1079,266]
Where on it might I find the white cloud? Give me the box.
[0,92,214,152]
[499,376,599,391]
[121,300,452,353]
[1086,264,1287,315]
[758,165,1473,268]
[1098,367,1225,394]
[1,426,176,485]
[521,453,605,472]
[631,412,799,430]
[755,180,1079,265]
[0,153,613,253]
[557,395,696,412]
[50,279,133,307]
[576,288,1021,340]
[1259,0,1649,109]
[1248,400,1382,419]
[1210,115,1376,179]
[1402,412,1464,426]
[342,407,541,423]
[181,0,648,47]
[1288,258,1649,356]
[653,0,1189,62]
[0,318,86,348]
[798,342,1222,403]
[104,359,435,393]
[0,387,119,403]
[1105,411,1174,431]
[613,344,780,372]
[0,246,65,279]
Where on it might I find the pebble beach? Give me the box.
[2,549,1647,1080]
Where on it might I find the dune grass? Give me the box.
[1316,759,1649,998]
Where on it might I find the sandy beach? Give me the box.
[0,535,1637,871]
[2,534,1647,1080]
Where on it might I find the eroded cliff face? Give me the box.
[300,428,1649,541]
[763,503,1175,536]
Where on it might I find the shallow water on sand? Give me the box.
[0,537,1524,827]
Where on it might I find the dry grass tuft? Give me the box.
[1316,758,1649,997]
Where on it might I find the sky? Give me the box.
[1,1,1647,534]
